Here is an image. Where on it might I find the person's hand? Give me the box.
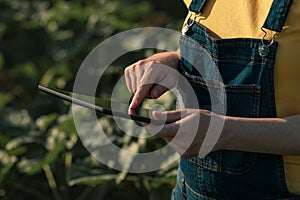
[124,51,180,109]
[146,109,225,159]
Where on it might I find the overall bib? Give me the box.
[173,0,300,199]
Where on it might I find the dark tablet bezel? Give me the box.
[38,85,169,125]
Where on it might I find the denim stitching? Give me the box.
[186,180,217,200]
[252,86,261,117]
[189,154,222,172]
[198,166,207,196]
[182,71,262,92]
[268,70,277,116]
[177,2,296,195]
[277,156,289,194]
[191,152,257,174]
[180,39,276,68]
[220,153,257,174]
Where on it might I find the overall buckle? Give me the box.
[181,12,201,36]
[259,27,279,57]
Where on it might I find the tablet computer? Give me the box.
[38,85,169,125]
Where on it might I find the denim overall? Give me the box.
[172,0,300,199]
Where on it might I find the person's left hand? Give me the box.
[146,109,225,159]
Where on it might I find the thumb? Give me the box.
[152,110,185,123]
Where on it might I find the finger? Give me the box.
[150,84,169,99]
[131,68,138,94]
[124,70,133,93]
[124,66,138,93]
[129,84,153,109]
[130,61,151,94]
[152,110,187,123]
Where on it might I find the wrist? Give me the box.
[212,115,232,151]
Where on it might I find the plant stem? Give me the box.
[43,164,61,200]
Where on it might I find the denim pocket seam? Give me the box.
[183,70,261,92]
[184,71,262,118]
[190,153,223,172]
[194,152,258,174]
[220,152,258,174]
[182,71,260,173]
[179,171,218,200]
[185,181,202,198]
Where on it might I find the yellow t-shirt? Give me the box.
[183,0,300,194]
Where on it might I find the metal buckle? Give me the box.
[181,12,201,36]
[259,27,279,57]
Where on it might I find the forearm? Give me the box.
[219,114,300,155]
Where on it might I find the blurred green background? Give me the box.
[0,0,186,199]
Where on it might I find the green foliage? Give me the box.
[0,0,186,199]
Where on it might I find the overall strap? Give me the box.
[188,0,207,14]
[262,0,293,32]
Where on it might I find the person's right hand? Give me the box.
[124,51,180,109]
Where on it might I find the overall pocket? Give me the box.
[182,72,260,174]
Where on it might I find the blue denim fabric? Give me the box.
[263,0,293,32]
[172,0,300,199]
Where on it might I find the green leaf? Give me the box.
[0,108,34,130]
[0,132,11,148]
[43,142,65,165]
[5,136,42,151]
[0,150,17,182]
[36,113,58,132]
[66,155,114,186]
[17,158,42,175]
[68,174,117,186]
[0,92,12,109]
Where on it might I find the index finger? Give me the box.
[129,84,153,109]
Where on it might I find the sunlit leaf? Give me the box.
[0,150,17,182]
[36,113,58,132]
[68,174,117,186]
[17,158,42,175]
[0,108,33,130]
[5,136,43,153]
